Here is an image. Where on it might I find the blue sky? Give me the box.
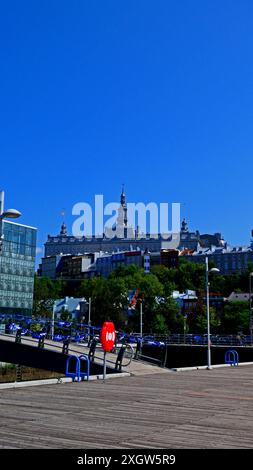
[0,0,252,259]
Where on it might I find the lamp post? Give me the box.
[140,300,143,339]
[183,314,187,344]
[249,273,253,345]
[0,191,22,253]
[0,191,21,322]
[205,256,220,370]
[88,297,91,343]
[51,302,55,340]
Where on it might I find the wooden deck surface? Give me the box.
[1,365,253,449]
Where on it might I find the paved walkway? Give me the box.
[1,365,253,448]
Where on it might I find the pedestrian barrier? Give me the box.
[225,349,239,366]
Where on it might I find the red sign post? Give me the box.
[100,321,116,381]
[100,321,116,352]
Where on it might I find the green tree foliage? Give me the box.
[33,276,66,317]
[195,307,220,333]
[221,301,250,334]
[33,260,253,334]
[60,308,72,322]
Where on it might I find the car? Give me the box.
[16,327,29,336]
[143,336,165,347]
[53,334,64,342]
[71,333,86,343]
[32,331,46,339]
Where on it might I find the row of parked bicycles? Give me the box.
[0,316,252,347]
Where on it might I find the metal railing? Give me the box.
[0,330,134,371]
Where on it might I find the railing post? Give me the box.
[115,345,126,371]
[38,335,45,349]
[162,344,168,368]
[15,329,22,344]
[62,338,70,355]
[88,338,97,362]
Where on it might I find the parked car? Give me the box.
[143,336,165,347]
[31,331,46,339]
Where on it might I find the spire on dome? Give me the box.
[120,184,126,206]
[60,222,67,236]
[181,218,189,233]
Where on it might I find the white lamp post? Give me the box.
[0,191,21,254]
[205,256,220,370]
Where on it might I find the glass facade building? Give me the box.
[0,220,37,316]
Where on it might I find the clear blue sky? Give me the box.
[0,0,252,259]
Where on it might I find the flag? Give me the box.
[128,289,139,308]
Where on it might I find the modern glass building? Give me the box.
[0,220,37,316]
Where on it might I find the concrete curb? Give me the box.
[172,361,253,372]
[0,377,73,389]
[0,372,131,389]
[96,372,131,380]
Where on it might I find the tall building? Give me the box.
[0,191,37,317]
[44,189,226,258]
[184,245,253,275]
[179,218,226,251]
[44,188,173,257]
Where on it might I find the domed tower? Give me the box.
[60,222,67,237]
[120,184,128,238]
[181,218,189,233]
[120,184,128,229]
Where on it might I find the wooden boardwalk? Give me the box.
[1,365,253,448]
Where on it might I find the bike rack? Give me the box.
[66,355,80,381]
[79,354,90,381]
[65,355,90,381]
[225,349,239,366]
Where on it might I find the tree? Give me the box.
[78,276,128,328]
[221,301,250,334]
[60,308,72,322]
[33,276,65,317]
[195,307,220,333]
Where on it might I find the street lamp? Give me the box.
[249,273,253,344]
[0,192,22,254]
[0,209,22,220]
[205,256,220,370]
